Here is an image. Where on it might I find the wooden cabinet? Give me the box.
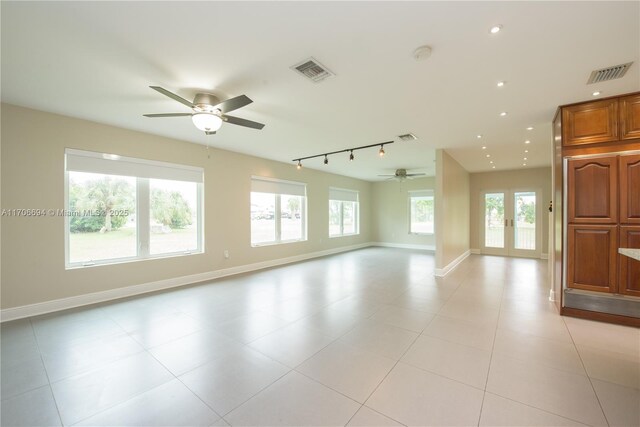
[619,226,640,297]
[567,157,617,224]
[620,94,640,140]
[556,92,640,324]
[562,99,618,146]
[567,224,618,293]
[620,154,640,224]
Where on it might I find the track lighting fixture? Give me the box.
[292,140,394,169]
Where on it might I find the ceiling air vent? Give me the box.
[398,133,418,141]
[587,62,633,84]
[291,57,334,83]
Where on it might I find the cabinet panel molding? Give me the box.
[620,94,640,140]
[562,100,618,146]
[620,154,640,224]
[619,226,640,297]
[567,157,618,223]
[567,224,617,293]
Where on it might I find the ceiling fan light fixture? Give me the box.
[192,112,223,132]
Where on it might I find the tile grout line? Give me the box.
[27,316,65,426]
[561,316,612,427]
[476,265,508,427]
[345,272,469,425]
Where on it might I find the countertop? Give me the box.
[619,248,640,261]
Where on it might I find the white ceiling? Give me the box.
[2,2,639,181]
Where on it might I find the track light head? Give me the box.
[324,155,328,165]
[296,160,302,170]
[379,145,385,157]
[349,150,354,161]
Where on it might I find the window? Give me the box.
[409,190,434,234]
[65,149,203,267]
[251,177,306,246]
[329,188,359,237]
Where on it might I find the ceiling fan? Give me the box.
[143,86,265,135]
[378,169,426,181]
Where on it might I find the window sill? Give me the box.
[66,250,203,270]
[409,232,434,236]
[251,239,307,248]
[329,233,360,238]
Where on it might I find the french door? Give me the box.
[481,190,541,258]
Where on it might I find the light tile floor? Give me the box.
[1,248,639,426]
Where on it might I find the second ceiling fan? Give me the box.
[144,86,265,134]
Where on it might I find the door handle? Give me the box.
[505,219,508,227]
[511,219,514,227]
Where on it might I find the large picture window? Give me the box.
[409,190,434,234]
[65,149,203,267]
[329,188,359,237]
[251,177,306,246]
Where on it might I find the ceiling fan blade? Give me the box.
[149,86,194,108]
[205,131,216,135]
[215,95,252,113]
[143,113,192,118]
[224,115,265,130]
[377,174,396,177]
[406,173,426,177]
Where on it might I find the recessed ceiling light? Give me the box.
[592,91,601,96]
[526,126,534,131]
[525,140,531,144]
[497,81,506,87]
[500,112,508,117]
[413,45,433,61]
[490,161,494,164]
[477,134,483,139]
[482,146,487,150]
[525,150,529,153]
[523,163,527,166]
[524,157,528,160]
[486,154,491,158]
[490,25,503,34]
[492,166,496,169]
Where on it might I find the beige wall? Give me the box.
[469,167,552,255]
[371,177,436,248]
[1,104,373,309]
[435,150,470,269]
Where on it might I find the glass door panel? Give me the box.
[485,192,506,249]
[514,192,536,251]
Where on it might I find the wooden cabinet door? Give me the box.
[567,224,617,293]
[619,226,640,296]
[620,154,640,224]
[620,94,640,140]
[567,157,618,223]
[562,99,618,146]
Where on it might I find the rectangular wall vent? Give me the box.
[398,133,418,141]
[587,62,633,84]
[291,57,334,83]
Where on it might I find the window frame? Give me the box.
[250,176,307,247]
[64,149,204,269]
[408,190,435,235]
[328,187,360,238]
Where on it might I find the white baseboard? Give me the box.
[1,242,373,322]
[540,253,549,260]
[434,249,471,277]
[372,242,435,251]
[470,248,481,254]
